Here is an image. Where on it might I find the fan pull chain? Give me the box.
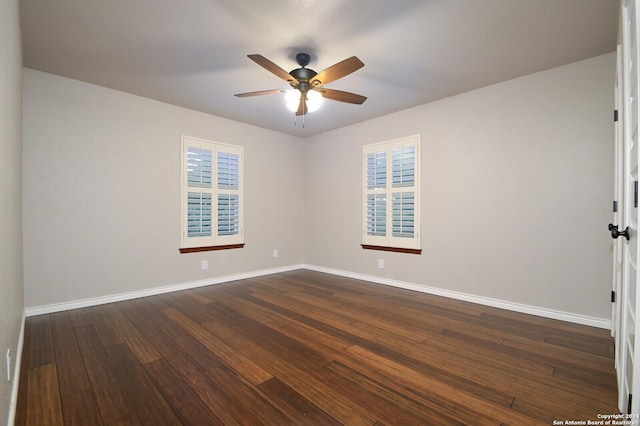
[293,113,306,128]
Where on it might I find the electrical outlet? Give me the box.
[273,249,278,258]
[378,259,384,269]
[6,349,11,382]
[201,260,208,270]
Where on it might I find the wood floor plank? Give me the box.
[479,310,612,338]
[66,305,95,328]
[122,299,185,358]
[74,324,141,424]
[203,298,332,369]
[104,344,182,425]
[271,366,379,426]
[27,315,55,368]
[26,363,64,426]
[326,346,490,424]
[377,330,554,379]
[91,381,142,426]
[50,311,91,396]
[344,344,545,425]
[90,305,125,348]
[244,287,517,410]
[322,360,465,426]
[171,334,292,425]
[101,302,162,364]
[16,270,619,425]
[545,334,613,358]
[249,289,399,342]
[213,289,354,354]
[257,377,342,426]
[197,316,380,424]
[398,304,514,344]
[285,289,437,342]
[163,307,273,385]
[60,389,103,426]
[502,337,615,373]
[143,358,223,425]
[157,291,219,324]
[129,297,189,339]
[429,331,618,410]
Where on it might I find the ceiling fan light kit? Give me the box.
[285,89,301,112]
[235,52,366,125]
[286,89,323,113]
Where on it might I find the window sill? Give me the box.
[361,244,422,255]
[179,243,245,254]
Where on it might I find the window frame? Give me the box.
[362,135,421,254]
[179,135,244,253]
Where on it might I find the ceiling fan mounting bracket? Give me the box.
[295,53,311,68]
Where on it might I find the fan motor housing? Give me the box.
[290,67,317,82]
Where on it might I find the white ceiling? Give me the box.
[20,0,619,138]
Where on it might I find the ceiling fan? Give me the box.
[235,53,367,116]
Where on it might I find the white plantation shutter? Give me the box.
[181,136,243,249]
[366,150,387,237]
[366,193,387,236]
[187,146,213,188]
[217,151,240,190]
[186,146,214,238]
[366,151,387,189]
[187,192,212,237]
[392,146,415,187]
[217,194,239,236]
[392,192,414,238]
[363,135,420,250]
[217,150,241,237]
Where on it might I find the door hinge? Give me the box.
[612,290,617,303]
[614,200,618,213]
[615,109,619,122]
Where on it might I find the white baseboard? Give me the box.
[7,311,25,426]
[24,264,305,317]
[302,264,611,330]
[24,262,611,330]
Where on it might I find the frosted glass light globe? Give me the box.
[285,89,301,112]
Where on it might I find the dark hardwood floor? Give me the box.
[15,269,618,425]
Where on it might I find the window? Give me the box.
[362,135,421,253]
[180,136,244,253]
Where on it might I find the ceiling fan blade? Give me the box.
[310,56,364,87]
[295,96,307,116]
[247,54,299,85]
[234,89,283,98]
[318,88,367,104]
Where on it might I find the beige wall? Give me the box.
[304,53,615,320]
[23,52,615,324]
[23,69,305,308]
[0,0,24,423]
